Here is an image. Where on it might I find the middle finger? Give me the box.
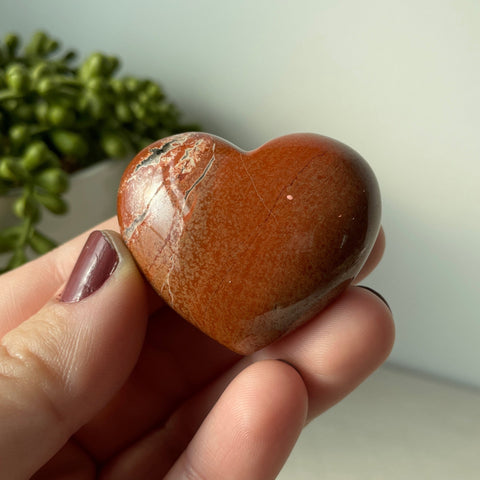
[100,286,394,476]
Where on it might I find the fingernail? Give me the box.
[61,231,119,303]
[358,285,391,312]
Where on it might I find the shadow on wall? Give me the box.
[370,195,478,387]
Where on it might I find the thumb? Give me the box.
[0,230,149,479]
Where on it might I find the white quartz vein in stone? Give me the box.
[184,143,216,203]
[122,184,165,242]
[124,135,197,241]
[129,133,193,177]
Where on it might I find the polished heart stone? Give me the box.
[117,132,381,354]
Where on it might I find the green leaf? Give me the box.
[35,76,57,96]
[33,99,48,124]
[115,101,133,123]
[79,52,106,80]
[13,194,40,221]
[0,156,27,182]
[24,31,49,58]
[34,190,68,214]
[21,141,50,171]
[29,229,56,254]
[5,63,30,94]
[0,89,21,102]
[100,131,129,158]
[35,167,69,194]
[47,104,75,127]
[4,33,20,57]
[5,248,28,270]
[0,225,21,253]
[50,129,88,157]
[9,123,30,146]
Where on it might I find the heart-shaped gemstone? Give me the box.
[117,132,381,354]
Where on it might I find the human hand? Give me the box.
[0,218,394,479]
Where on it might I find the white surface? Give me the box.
[1,1,479,386]
[278,365,480,480]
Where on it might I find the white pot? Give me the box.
[1,156,131,262]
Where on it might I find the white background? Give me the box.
[2,0,479,387]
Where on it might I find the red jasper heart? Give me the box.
[117,132,381,354]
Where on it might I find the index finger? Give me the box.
[0,220,385,336]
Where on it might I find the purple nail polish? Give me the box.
[61,231,119,303]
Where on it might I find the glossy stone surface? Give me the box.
[117,132,381,354]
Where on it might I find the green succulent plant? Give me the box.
[0,31,199,272]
